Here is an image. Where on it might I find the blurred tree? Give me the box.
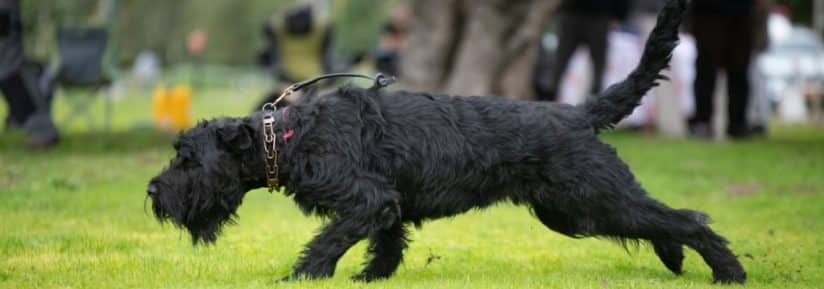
[332,0,387,61]
[21,0,99,61]
[18,0,395,67]
[401,0,560,99]
[23,0,294,66]
[116,0,184,65]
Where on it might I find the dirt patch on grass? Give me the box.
[726,182,763,197]
[791,185,821,196]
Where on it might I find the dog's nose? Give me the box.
[147,183,158,196]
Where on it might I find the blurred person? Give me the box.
[0,0,58,148]
[374,5,408,77]
[256,2,334,108]
[688,0,757,139]
[532,36,556,102]
[539,0,629,101]
[186,28,207,87]
[0,0,29,129]
[258,3,334,83]
[748,0,771,135]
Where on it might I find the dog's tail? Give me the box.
[581,0,686,132]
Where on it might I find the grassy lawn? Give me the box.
[0,80,822,289]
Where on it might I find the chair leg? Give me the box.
[103,85,111,131]
[59,85,111,131]
[61,89,98,130]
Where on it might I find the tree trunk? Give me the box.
[400,0,460,92]
[401,0,560,99]
[444,0,507,96]
[497,0,559,99]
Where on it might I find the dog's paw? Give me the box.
[276,275,297,283]
[351,272,386,283]
[276,273,312,283]
[712,270,747,285]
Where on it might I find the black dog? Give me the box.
[148,0,745,284]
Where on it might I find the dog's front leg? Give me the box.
[287,217,370,280]
[287,187,402,280]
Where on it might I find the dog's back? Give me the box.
[287,86,601,221]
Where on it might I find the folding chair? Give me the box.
[42,26,112,130]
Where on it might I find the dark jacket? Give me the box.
[0,0,24,79]
[691,0,754,15]
[633,0,668,13]
[560,0,630,20]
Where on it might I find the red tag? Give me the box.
[282,129,295,142]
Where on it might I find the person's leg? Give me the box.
[0,72,37,129]
[724,15,754,138]
[1,68,59,148]
[692,49,715,126]
[747,53,769,135]
[690,11,723,137]
[545,13,581,101]
[586,15,610,96]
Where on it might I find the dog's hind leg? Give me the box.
[532,203,583,238]
[532,202,684,276]
[528,186,744,283]
[651,239,684,275]
[595,194,746,284]
[531,200,683,274]
[353,222,409,282]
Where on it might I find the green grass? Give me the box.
[1,80,823,288]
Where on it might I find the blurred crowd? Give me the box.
[2,0,823,149]
[256,0,819,140]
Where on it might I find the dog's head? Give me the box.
[147,117,264,244]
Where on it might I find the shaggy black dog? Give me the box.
[148,0,746,284]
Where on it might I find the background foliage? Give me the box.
[16,0,820,67]
[19,0,388,67]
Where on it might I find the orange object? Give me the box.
[152,84,192,132]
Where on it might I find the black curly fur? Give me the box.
[148,0,745,284]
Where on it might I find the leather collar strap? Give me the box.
[260,73,395,192]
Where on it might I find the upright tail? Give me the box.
[582,0,687,132]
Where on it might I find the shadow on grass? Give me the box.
[0,129,176,155]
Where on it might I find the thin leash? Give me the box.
[260,73,396,192]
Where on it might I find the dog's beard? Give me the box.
[150,188,239,245]
[184,205,236,245]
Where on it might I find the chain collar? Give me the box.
[261,106,279,192]
[259,73,395,192]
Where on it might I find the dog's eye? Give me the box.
[184,159,200,169]
[175,155,200,170]
[178,146,194,159]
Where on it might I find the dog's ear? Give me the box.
[217,121,253,152]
